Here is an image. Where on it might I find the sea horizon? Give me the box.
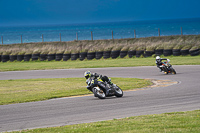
[1,17,200,27]
[1,17,200,45]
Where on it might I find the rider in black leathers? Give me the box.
[84,70,113,92]
[155,56,167,72]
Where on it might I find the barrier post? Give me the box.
[21,35,23,44]
[158,28,160,37]
[60,33,61,42]
[1,36,3,45]
[134,29,136,38]
[112,31,113,40]
[42,34,44,42]
[91,31,93,41]
[181,27,183,35]
[76,32,78,41]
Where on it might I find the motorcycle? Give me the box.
[86,78,123,99]
[159,59,176,74]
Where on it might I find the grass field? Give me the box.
[0,77,152,105]
[0,55,200,72]
[1,55,200,132]
[12,110,200,133]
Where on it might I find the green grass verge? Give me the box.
[0,78,152,105]
[0,55,200,72]
[12,110,200,133]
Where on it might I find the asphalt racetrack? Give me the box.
[0,65,200,132]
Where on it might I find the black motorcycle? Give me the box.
[159,59,176,74]
[86,78,123,99]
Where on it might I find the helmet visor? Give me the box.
[85,75,89,79]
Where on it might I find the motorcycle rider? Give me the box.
[84,70,113,94]
[155,56,167,72]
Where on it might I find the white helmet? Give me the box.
[156,56,161,60]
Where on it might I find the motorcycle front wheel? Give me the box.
[170,68,176,74]
[114,85,123,97]
[93,87,106,99]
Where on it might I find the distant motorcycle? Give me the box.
[159,59,176,74]
[86,78,123,99]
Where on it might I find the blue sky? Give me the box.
[0,0,200,26]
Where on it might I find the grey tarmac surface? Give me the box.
[0,65,200,132]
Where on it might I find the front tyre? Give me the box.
[171,68,176,74]
[114,85,123,97]
[93,87,106,99]
[92,88,98,97]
